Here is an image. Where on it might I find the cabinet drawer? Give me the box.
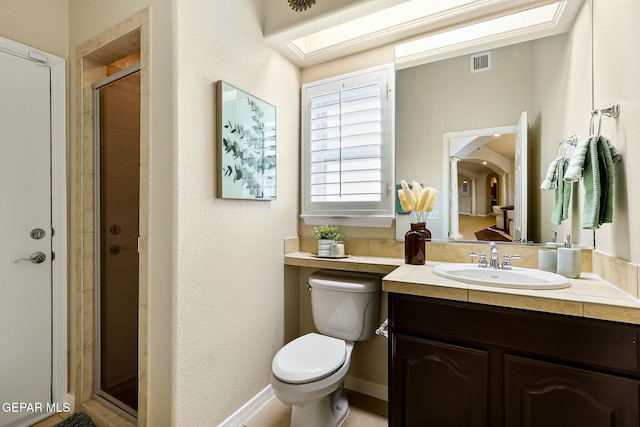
[390,294,640,374]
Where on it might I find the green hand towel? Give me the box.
[582,135,616,229]
[551,159,571,225]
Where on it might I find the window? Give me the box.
[301,63,395,227]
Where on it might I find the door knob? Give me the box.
[14,252,46,264]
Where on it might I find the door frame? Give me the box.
[0,36,67,408]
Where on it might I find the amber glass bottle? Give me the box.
[405,222,426,265]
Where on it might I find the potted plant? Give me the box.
[312,225,343,256]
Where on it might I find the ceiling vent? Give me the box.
[471,51,491,73]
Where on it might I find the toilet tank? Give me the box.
[308,270,381,341]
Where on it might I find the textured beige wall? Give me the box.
[532,1,593,248]
[591,0,640,263]
[0,0,69,58]
[173,0,300,425]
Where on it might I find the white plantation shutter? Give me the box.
[302,64,395,226]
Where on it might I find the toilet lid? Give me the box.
[272,333,346,384]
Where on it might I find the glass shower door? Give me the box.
[94,65,140,417]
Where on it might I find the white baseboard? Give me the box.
[345,376,388,402]
[218,385,275,427]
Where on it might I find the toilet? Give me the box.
[271,270,381,427]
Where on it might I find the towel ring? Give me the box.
[589,103,620,138]
[557,142,567,158]
[589,110,602,138]
[557,135,577,158]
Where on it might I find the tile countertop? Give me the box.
[284,252,404,275]
[284,252,640,325]
[384,262,640,325]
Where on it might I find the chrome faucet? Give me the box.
[489,243,500,269]
[470,243,521,269]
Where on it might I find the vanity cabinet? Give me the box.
[389,294,640,427]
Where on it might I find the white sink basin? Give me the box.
[432,263,570,290]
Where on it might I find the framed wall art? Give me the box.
[216,80,276,200]
[460,180,470,197]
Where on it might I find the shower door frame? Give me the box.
[92,63,141,419]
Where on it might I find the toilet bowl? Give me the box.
[271,333,354,427]
[270,270,381,427]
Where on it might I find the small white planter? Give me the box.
[317,239,335,257]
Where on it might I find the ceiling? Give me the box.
[484,134,516,159]
[263,0,584,68]
[459,133,516,177]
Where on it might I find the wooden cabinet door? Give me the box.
[505,355,640,427]
[390,334,489,427]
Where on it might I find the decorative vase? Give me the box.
[405,211,431,265]
[317,239,335,257]
[405,222,426,265]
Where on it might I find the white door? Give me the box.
[513,110,528,242]
[0,50,53,427]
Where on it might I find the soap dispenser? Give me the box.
[546,231,563,248]
[556,234,581,278]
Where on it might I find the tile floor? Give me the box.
[30,392,388,427]
[458,214,497,241]
[243,391,388,427]
[30,412,71,426]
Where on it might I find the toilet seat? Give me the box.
[272,333,346,384]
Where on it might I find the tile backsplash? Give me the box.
[592,250,640,298]
[290,237,640,299]
[294,236,592,272]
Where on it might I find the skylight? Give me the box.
[289,0,483,57]
[396,1,566,61]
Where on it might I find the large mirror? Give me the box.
[395,26,594,247]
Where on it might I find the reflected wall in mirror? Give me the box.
[395,25,594,247]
